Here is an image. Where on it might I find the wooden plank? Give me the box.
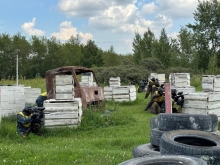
[55,75,73,85]
[165,83,172,114]
[44,118,79,126]
[182,108,208,114]
[56,85,74,93]
[55,93,74,100]
[113,94,130,99]
[114,98,130,102]
[45,112,79,119]
[183,100,220,109]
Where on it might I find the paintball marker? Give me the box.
[25,106,45,118]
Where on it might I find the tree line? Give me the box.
[0,0,219,83]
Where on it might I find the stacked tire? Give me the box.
[121,113,220,165]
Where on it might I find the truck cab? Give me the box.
[45,66,104,109]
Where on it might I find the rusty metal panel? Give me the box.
[45,66,104,109]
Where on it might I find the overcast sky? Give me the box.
[0,0,200,54]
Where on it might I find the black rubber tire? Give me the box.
[119,155,207,165]
[150,128,166,147]
[160,129,220,165]
[157,113,212,131]
[208,113,219,132]
[132,143,160,158]
[150,116,158,129]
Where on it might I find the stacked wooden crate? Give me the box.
[202,75,220,92]
[169,73,190,87]
[169,73,195,94]
[55,75,74,100]
[149,73,166,85]
[109,77,121,87]
[80,72,96,87]
[103,86,113,101]
[104,85,136,102]
[44,99,82,128]
[43,75,82,128]
[182,92,220,120]
[112,85,136,102]
[0,86,25,116]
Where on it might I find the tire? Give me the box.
[150,128,166,147]
[119,155,207,165]
[150,116,158,129]
[157,113,212,131]
[132,143,160,158]
[208,113,219,132]
[160,129,220,165]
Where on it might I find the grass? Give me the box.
[0,87,156,165]
[0,77,219,165]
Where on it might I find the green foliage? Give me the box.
[140,57,165,72]
[94,65,149,85]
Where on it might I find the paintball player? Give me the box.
[17,106,41,137]
[144,78,159,99]
[36,92,47,107]
[144,85,164,114]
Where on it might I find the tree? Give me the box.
[103,46,120,67]
[153,28,171,68]
[142,28,156,58]
[62,35,83,66]
[187,0,220,71]
[29,36,47,78]
[132,31,143,64]
[81,40,103,68]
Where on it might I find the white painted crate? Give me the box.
[171,86,196,94]
[0,86,25,116]
[24,87,41,105]
[202,75,214,92]
[104,86,113,100]
[182,92,220,120]
[169,73,190,87]
[44,99,82,128]
[109,77,121,87]
[55,75,73,85]
[202,75,220,92]
[55,75,75,100]
[112,85,136,102]
[149,73,166,84]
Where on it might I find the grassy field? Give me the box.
[0,77,219,165]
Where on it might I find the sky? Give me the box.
[0,0,201,55]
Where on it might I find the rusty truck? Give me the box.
[45,66,105,109]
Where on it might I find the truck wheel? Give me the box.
[119,155,207,165]
[132,143,160,158]
[160,129,220,165]
[137,87,143,93]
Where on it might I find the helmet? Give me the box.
[41,92,47,97]
[155,81,160,87]
[151,78,155,82]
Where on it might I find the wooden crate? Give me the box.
[182,92,220,120]
[169,73,190,87]
[202,75,220,92]
[0,86,25,116]
[55,75,75,100]
[44,99,82,128]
